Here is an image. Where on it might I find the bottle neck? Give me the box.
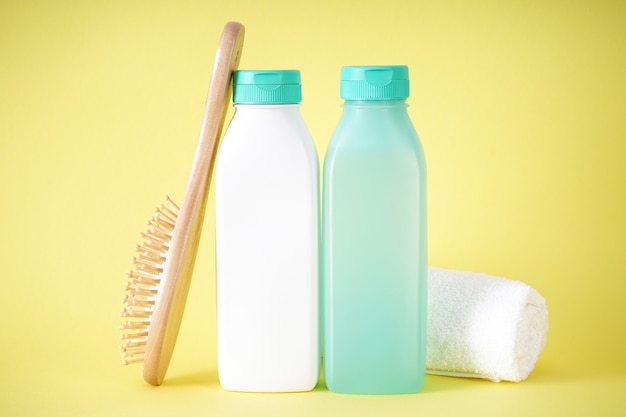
[341,99,408,109]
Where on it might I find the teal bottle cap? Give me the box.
[233,70,302,104]
[340,65,410,100]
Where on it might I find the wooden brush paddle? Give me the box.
[119,21,245,386]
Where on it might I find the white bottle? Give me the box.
[215,70,319,392]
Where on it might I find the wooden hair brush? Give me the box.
[119,21,245,386]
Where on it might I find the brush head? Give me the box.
[120,196,179,366]
[118,21,245,385]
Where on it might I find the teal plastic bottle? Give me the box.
[322,65,426,394]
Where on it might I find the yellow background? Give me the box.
[1,0,624,415]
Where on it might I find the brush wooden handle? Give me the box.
[143,21,245,386]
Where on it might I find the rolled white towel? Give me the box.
[427,267,548,382]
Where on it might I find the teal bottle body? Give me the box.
[322,66,426,394]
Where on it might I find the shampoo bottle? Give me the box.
[215,70,319,392]
[322,65,427,394]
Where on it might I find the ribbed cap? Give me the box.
[233,70,302,104]
[340,65,410,100]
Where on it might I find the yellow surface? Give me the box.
[1,0,624,415]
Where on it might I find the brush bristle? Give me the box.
[119,196,179,365]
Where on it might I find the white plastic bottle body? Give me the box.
[215,104,320,392]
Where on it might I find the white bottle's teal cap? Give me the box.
[340,65,410,100]
[233,70,302,104]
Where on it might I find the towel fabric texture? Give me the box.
[426,267,548,382]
